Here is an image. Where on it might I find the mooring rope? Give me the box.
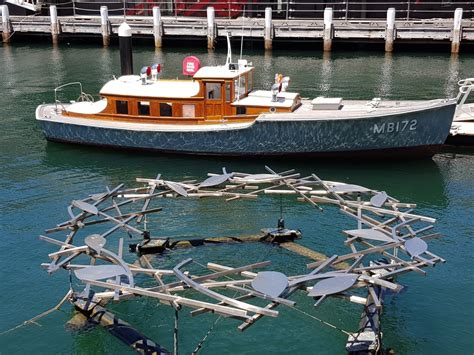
[191,315,222,355]
[0,289,72,336]
[3,13,39,42]
[290,306,352,337]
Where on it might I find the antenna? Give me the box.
[240,7,245,59]
[225,32,232,66]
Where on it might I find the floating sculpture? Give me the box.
[39,166,444,354]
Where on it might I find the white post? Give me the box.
[323,7,333,52]
[50,5,59,45]
[207,6,215,49]
[385,8,396,52]
[451,8,463,54]
[153,6,162,48]
[1,5,11,43]
[100,6,110,47]
[264,7,272,50]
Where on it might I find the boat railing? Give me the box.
[54,82,94,113]
[456,78,474,106]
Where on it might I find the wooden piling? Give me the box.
[323,7,333,52]
[451,8,463,54]
[153,6,162,48]
[264,7,272,50]
[50,5,59,45]
[206,6,215,50]
[1,5,11,43]
[385,8,396,52]
[100,6,110,47]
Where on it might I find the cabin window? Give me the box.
[225,82,231,102]
[160,103,173,117]
[138,101,150,116]
[116,100,128,114]
[206,83,221,100]
[234,76,246,100]
[236,106,246,115]
[182,104,195,118]
[248,72,253,92]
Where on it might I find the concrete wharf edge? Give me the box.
[2,13,474,51]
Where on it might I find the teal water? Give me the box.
[0,43,473,354]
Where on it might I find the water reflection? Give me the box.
[445,53,460,98]
[50,45,65,86]
[319,51,332,93]
[377,52,393,98]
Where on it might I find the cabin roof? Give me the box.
[100,75,200,98]
[193,65,253,80]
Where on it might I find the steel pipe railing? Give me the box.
[38,1,473,20]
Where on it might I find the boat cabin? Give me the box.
[64,62,301,124]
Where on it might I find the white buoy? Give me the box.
[153,6,162,48]
[264,7,272,50]
[50,5,59,45]
[100,6,110,47]
[119,22,133,75]
[385,8,396,52]
[452,8,463,54]
[323,7,333,52]
[207,6,215,49]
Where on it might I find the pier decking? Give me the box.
[1,4,473,52]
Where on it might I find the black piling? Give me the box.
[119,22,133,76]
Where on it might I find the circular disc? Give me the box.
[251,271,288,297]
[308,274,358,297]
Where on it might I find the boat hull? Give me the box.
[36,101,456,158]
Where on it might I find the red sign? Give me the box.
[182,56,201,76]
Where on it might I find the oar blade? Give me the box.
[75,265,126,281]
[72,200,99,215]
[405,237,428,258]
[308,274,358,297]
[251,271,288,297]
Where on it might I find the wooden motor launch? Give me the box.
[35,27,462,158]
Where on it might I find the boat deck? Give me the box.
[288,98,453,120]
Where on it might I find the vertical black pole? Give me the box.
[118,22,133,76]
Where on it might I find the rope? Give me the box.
[190,315,222,355]
[4,13,39,42]
[0,289,72,336]
[290,306,352,337]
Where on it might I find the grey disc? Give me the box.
[165,181,188,197]
[344,229,393,242]
[199,174,231,188]
[85,234,107,252]
[329,184,370,194]
[72,200,99,215]
[405,237,428,257]
[251,271,289,297]
[75,264,126,281]
[239,174,280,183]
[308,274,358,297]
[370,191,388,207]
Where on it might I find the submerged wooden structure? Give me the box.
[40,166,445,354]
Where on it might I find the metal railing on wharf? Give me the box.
[1,1,473,52]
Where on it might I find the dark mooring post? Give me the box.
[119,22,133,75]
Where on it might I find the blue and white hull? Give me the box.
[36,99,456,158]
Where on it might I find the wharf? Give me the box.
[2,10,474,52]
